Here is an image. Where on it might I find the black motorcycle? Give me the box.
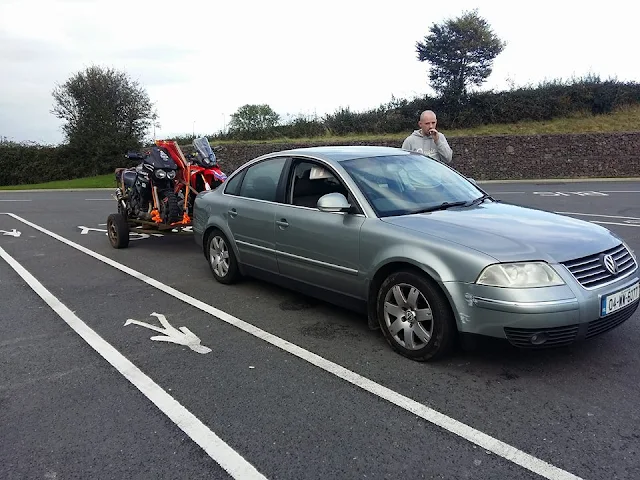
[115,146,182,225]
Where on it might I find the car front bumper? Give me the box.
[444,269,640,349]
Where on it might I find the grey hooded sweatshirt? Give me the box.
[401,129,453,164]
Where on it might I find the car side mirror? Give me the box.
[317,193,351,213]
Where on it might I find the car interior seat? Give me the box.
[292,169,347,208]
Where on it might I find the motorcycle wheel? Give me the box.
[159,190,182,225]
[160,191,181,224]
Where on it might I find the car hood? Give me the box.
[381,201,621,263]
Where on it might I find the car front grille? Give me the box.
[504,324,579,348]
[561,243,637,289]
[586,301,639,339]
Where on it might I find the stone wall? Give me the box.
[206,132,640,181]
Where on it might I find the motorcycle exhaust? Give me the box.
[114,187,127,211]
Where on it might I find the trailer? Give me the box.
[106,212,193,249]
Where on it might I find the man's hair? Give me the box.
[420,110,436,121]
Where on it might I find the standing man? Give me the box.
[401,110,453,164]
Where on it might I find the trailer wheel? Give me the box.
[107,213,130,249]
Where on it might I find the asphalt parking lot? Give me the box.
[1,180,639,480]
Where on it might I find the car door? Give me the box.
[274,158,366,298]
[226,156,288,274]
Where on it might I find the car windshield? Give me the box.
[341,153,484,217]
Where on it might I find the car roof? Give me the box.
[268,145,412,163]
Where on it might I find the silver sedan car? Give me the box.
[192,146,639,361]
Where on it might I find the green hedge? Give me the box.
[206,76,640,140]
[316,77,640,136]
[0,142,136,186]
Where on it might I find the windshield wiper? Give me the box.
[465,193,495,207]
[409,201,469,214]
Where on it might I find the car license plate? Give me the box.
[601,282,640,316]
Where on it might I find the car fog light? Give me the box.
[530,332,548,345]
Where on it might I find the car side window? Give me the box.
[223,170,245,196]
[238,157,287,202]
[288,160,352,209]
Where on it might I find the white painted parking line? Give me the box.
[85,198,112,201]
[486,191,526,194]
[555,212,640,220]
[534,191,609,196]
[0,245,267,480]
[489,191,640,196]
[0,199,31,202]
[591,221,640,228]
[2,212,582,480]
[552,212,640,228]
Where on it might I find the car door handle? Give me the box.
[276,219,289,228]
[228,208,238,218]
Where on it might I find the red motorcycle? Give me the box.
[190,136,227,192]
[155,137,227,217]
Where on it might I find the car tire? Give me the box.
[376,270,456,361]
[206,229,240,284]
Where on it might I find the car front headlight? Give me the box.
[476,262,565,288]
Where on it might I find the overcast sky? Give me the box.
[1,0,639,145]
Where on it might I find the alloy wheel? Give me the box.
[210,236,230,278]
[383,282,434,350]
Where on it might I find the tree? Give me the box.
[416,9,506,100]
[51,65,156,174]
[228,104,280,133]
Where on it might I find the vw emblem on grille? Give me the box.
[602,254,618,275]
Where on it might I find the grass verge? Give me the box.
[0,174,116,190]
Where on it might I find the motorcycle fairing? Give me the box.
[146,146,179,171]
[155,140,188,170]
[122,170,138,188]
[192,137,217,167]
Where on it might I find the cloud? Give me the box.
[1,0,639,144]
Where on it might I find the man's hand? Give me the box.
[428,129,439,143]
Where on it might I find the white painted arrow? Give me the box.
[78,226,105,235]
[124,312,211,354]
[77,225,163,239]
[0,228,21,237]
